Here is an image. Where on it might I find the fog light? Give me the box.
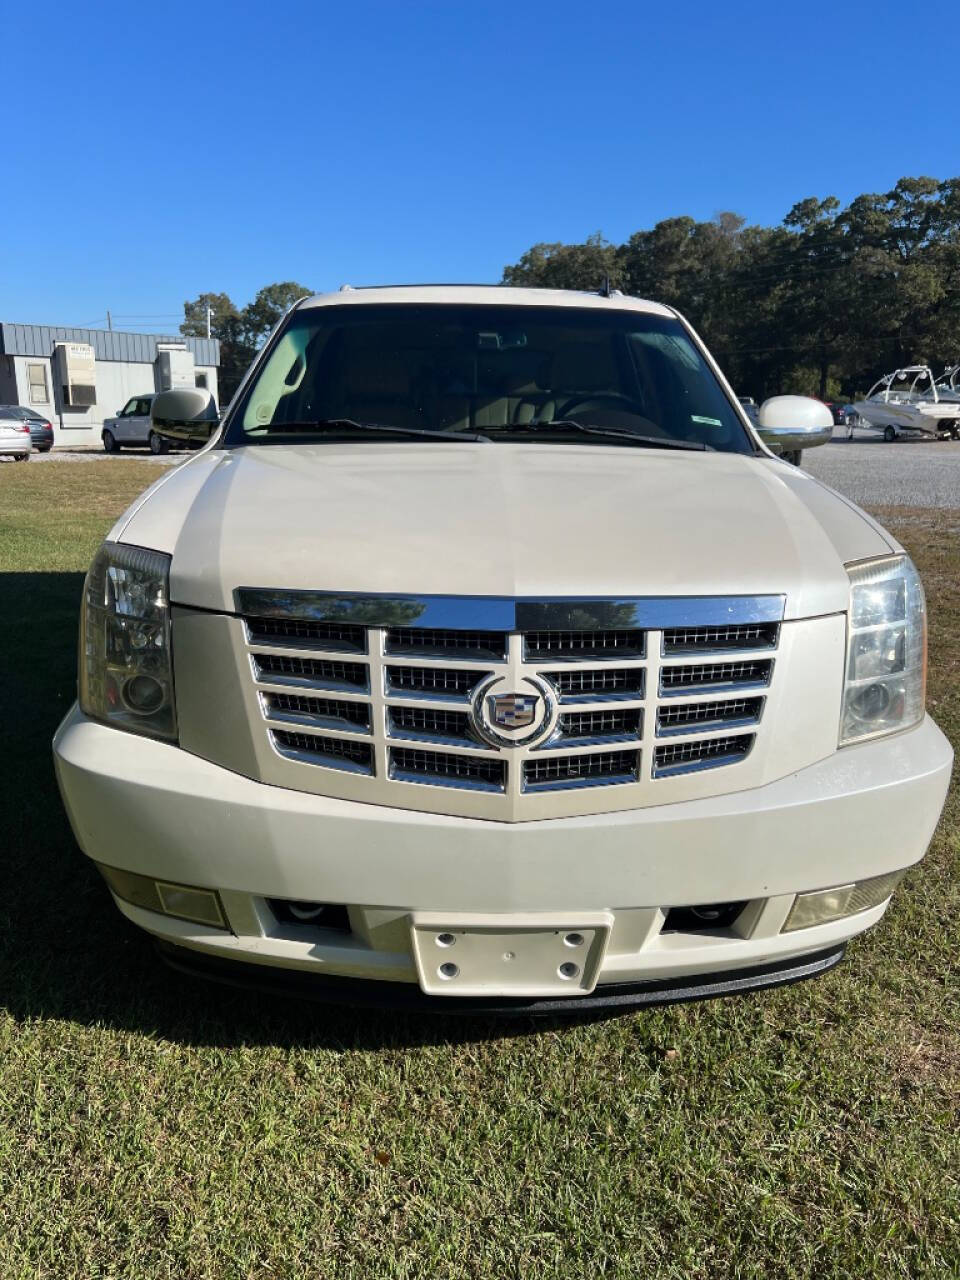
[96,864,227,929]
[782,870,905,933]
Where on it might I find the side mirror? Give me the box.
[754,395,834,457]
[151,388,219,445]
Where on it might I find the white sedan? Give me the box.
[0,416,32,460]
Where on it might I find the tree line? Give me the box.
[182,176,960,403]
[502,177,960,400]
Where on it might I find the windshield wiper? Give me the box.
[485,420,711,450]
[261,419,491,443]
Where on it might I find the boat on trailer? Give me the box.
[934,364,960,404]
[852,366,960,440]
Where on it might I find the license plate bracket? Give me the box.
[409,911,614,998]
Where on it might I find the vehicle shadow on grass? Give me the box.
[0,572,592,1050]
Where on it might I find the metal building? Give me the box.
[0,323,220,447]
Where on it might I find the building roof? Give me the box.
[0,323,220,366]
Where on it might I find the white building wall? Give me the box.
[9,355,220,447]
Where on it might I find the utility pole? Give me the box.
[206,304,212,339]
[106,310,112,331]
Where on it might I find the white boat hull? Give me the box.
[852,398,960,437]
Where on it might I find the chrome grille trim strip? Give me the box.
[237,590,786,630]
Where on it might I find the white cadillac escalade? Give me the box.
[53,286,952,1011]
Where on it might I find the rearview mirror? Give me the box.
[151,388,219,446]
[754,396,834,457]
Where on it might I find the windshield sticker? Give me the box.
[691,415,723,427]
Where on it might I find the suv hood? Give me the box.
[116,443,895,620]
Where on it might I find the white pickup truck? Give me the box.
[54,286,952,1012]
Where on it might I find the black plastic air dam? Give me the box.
[156,941,846,1015]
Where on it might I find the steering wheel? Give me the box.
[557,392,648,419]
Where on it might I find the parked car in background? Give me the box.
[0,404,54,451]
[0,415,32,460]
[54,285,951,1012]
[101,395,163,453]
[820,400,847,426]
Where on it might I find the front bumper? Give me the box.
[54,706,952,1001]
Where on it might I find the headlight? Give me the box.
[79,541,177,741]
[840,554,926,745]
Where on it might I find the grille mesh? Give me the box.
[558,708,642,740]
[254,654,368,690]
[657,696,763,733]
[662,623,779,653]
[264,693,371,728]
[660,660,773,692]
[272,731,373,771]
[654,734,753,774]
[389,706,472,740]
[247,617,366,651]
[545,668,645,698]
[390,747,505,789]
[386,627,506,659]
[524,750,640,788]
[524,629,645,659]
[386,666,481,698]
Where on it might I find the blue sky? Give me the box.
[3,0,957,330]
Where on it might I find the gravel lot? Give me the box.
[17,433,960,508]
[802,434,960,508]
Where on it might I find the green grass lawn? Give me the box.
[0,462,957,1278]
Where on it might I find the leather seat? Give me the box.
[314,348,427,429]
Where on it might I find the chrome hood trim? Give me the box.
[235,589,785,629]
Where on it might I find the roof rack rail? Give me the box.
[335,282,508,291]
[335,282,628,296]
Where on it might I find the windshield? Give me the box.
[226,303,753,453]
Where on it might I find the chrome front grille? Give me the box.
[239,591,786,819]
